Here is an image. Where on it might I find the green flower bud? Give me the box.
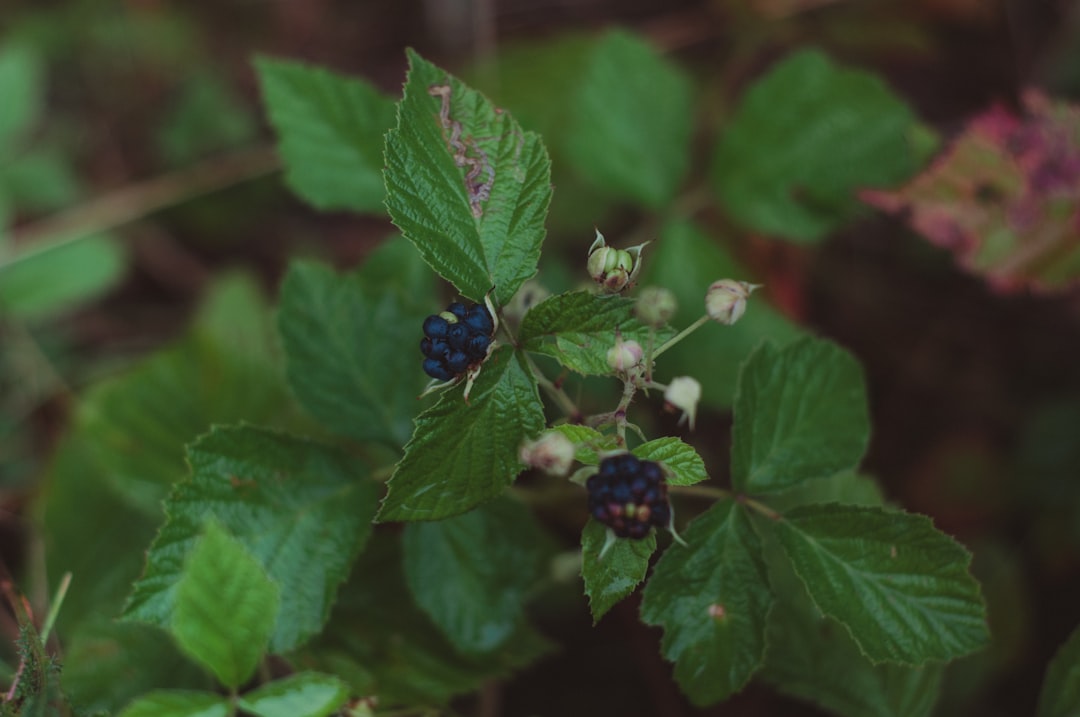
[635,286,678,327]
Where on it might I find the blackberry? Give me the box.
[420,301,495,381]
[586,454,670,539]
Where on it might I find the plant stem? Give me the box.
[39,573,71,644]
[526,354,582,422]
[738,495,781,521]
[653,313,710,360]
[668,484,731,501]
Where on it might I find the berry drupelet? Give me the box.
[586,454,671,539]
[420,302,495,381]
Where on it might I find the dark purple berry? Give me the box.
[464,304,494,334]
[426,338,449,359]
[586,454,671,540]
[447,302,468,320]
[423,314,450,339]
[466,333,491,359]
[421,337,432,355]
[446,351,470,374]
[423,358,454,381]
[448,323,469,351]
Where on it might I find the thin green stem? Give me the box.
[738,495,782,521]
[669,484,732,501]
[653,313,710,360]
[39,573,71,644]
[525,354,582,422]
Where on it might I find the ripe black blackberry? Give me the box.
[420,302,494,381]
[586,454,671,539]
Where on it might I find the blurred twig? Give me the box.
[6,146,280,267]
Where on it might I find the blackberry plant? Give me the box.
[43,36,1033,717]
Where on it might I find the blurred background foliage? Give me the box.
[1,0,1080,715]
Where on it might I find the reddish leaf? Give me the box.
[863,91,1080,292]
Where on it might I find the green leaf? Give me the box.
[0,148,81,210]
[378,346,544,521]
[640,501,773,705]
[731,337,869,494]
[238,673,349,717]
[124,426,380,653]
[562,30,693,208]
[1038,623,1080,717]
[403,498,548,653]
[384,49,552,306]
[761,534,944,717]
[0,234,126,319]
[172,521,280,688]
[77,274,292,515]
[713,49,918,242]
[302,533,552,707]
[61,621,210,717]
[633,437,707,486]
[638,219,803,408]
[549,424,617,464]
[255,56,395,213]
[581,518,655,623]
[117,691,229,717]
[519,290,673,376]
[767,470,886,512]
[157,72,257,167]
[0,42,43,147]
[770,503,989,663]
[277,243,434,447]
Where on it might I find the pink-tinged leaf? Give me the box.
[862,91,1080,293]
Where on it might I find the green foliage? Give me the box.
[519,290,675,376]
[278,239,434,447]
[581,518,656,622]
[256,56,396,213]
[731,337,870,493]
[0,42,43,146]
[0,235,125,320]
[117,690,229,717]
[771,503,989,663]
[377,345,545,521]
[640,501,773,705]
[1038,623,1080,717]
[561,30,694,208]
[124,426,380,653]
[383,49,551,306]
[402,498,549,653]
[633,437,708,486]
[171,521,280,688]
[713,49,919,242]
[237,673,349,717]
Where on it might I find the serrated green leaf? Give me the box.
[581,518,655,623]
[238,673,349,717]
[302,533,552,707]
[731,337,869,494]
[124,426,380,653]
[519,290,674,376]
[378,346,544,521]
[77,275,292,516]
[172,521,280,688]
[761,534,944,717]
[771,503,989,664]
[0,234,126,319]
[638,219,803,408]
[61,621,210,717]
[403,498,548,653]
[1038,623,1080,717]
[562,30,693,208]
[255,56,395,213]
[640,501,773,705]
[549,424,616,464]
[117,690,228,717]
[713,49,918,242]
[0,42,43,147]
[277,243,434,447]
[633,436,707,486]
[767,470,886,512]
[384,49,551,306]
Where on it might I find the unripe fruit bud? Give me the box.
[587,229,647,294]
[635,286,677,327]
[519,431,576,476]
[705,279,761,325]
[664,376,701,430]
[607,338,644,372]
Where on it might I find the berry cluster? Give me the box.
[586,454,671,539]
[420,302,494,381]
